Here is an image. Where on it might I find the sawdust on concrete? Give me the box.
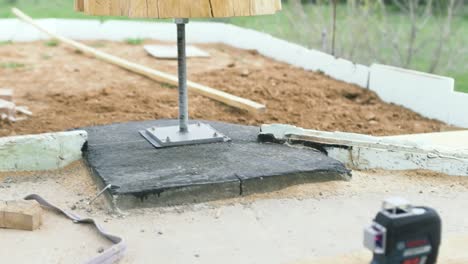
[1,163,468,264]
[0,40,454,137]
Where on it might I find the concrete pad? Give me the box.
[2,166,468,264]
[144,45,210,59]
[0,131,87,172]
[82,120,349,209]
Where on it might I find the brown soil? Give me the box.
[0,40,453,137]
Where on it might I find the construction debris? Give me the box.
[144,45,210,59]
[15,106,32,116]
[0,200,43,231]
[0,89,32,122]
[0,99,16,122]
[0,88,13,102]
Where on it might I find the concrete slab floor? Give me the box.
[1,162,468,264]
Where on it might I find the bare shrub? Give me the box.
[282,0,465,74]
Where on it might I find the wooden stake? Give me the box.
[12,8,266,113]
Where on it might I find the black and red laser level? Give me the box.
[364,197,442,264]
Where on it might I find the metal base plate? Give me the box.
[140,123,230,148]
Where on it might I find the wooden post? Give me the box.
[74,0,281,18]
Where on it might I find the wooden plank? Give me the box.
[145,0,159,18]
[0,200,43,231]
[12,8,265,113]
[118,0,131,17]
[75,0,281,18]
[107,0,120,16]
[251,0,279,15]
[128,0,149,18]
[91,0,112,16]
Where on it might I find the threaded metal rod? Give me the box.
[176,19,189,133]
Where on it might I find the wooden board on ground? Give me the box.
[0,200,43,231]
[74,0,282,18]
[144,45,210,59]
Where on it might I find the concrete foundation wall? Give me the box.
[0,19,465,127]
[368,64,456,125]
[0,131,87,171]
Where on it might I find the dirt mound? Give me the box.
[0,41,453,137]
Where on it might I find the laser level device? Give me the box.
[364,197,441,264]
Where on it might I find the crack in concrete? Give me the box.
[234,174,243,196]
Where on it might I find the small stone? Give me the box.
[101,87,111,96]
[365,112,376,121]
[70,205,77,210]
[194,254,200,258]
[419,190,423,194]
[240,69,250,77]
[86,208,92,213]
[227,62,235,68]
[140,229,145,233]
[157,231,163,235]
[97,247,105,253]
[319,192,323,196]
